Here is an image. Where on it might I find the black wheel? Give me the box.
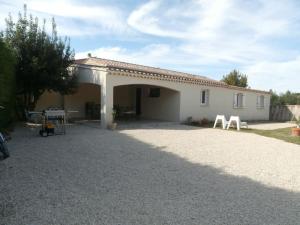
[0,141,10,158]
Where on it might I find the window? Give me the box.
[200,89,209,106]
[257,95,265,108]
[233,93,245,108]
[149,88,160,97]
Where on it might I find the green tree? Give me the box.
[0,40,16,129]
[271,90,300,106]
[221,69,248,88]
[270,91,280,106]
[1,5,77,111]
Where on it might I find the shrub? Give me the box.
[200,118,209,126]
[0,40,16,130]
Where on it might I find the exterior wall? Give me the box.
[114,85,180,122]
[65,66,111,127]
[64,83,100,118]
[107,73,270,122]
[35,91,63,111]
[114,85,135,108]
[35,66,105,119]
[140,86,180,122]
[75,66,104,85]
[35,84,100,119]
[35,66,271,127]
[180,84,270,121]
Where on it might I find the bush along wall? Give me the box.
[0,40,16,130]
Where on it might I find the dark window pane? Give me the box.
[149,88,160,97]
[202,91,206,104]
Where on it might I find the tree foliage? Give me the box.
[1,5,77,110]
[221,69,248,88]
[271,91,300,106]
[0,40,16,129]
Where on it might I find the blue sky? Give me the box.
[0,0,299,93]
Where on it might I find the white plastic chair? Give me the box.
[226,116,248,131]
[213,115,229,129]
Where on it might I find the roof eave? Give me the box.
[72,62,271,95]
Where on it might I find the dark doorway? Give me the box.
[136,88,142,115]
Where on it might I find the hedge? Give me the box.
[0,40,15,130]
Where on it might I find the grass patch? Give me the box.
[242,127,300,145]
[189,121,300,145]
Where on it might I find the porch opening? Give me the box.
[113,84,180,122]
[64,83,101,120]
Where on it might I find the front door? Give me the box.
[136,88,142,116]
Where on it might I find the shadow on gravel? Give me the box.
[74,120,203,131]
[0,125,299,225]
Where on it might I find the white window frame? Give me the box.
[233,93,245,109]
[256,95,265,109]
[200,89,209,106]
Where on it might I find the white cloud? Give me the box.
[127,0,300,63]
[0,0,130,36]
[128,0,297,41]
[127,0,185,38]
[76,47,129,61]
[26,0,126,33]
[75,44,174,66]
[244,58,300,93]
[1,0,300,92]
[75,44,231,80]
[125,0,300,92]
[78,43,300,92]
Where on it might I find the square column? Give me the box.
[101,75,114,128]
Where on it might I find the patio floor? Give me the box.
[0,123,299,224]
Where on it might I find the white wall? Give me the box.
[179,84,270,121]
[35,67,270,127]
[64,83,100,118]
[114,85,135,108]
[69,66,112,127]
[107,73,270,122]
[35,91,63,111]
[113,85,180,122]
[35,84,101,119]
[140,86,180,122]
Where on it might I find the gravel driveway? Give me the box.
[0,123,299,225]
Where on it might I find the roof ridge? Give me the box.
[86,57,212,80]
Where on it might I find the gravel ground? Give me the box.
[0,123,300,225]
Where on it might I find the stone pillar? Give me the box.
[101,75,113,128]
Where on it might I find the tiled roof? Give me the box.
[74,57,270,94]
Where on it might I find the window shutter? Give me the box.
[242,94,246,108]
[201,90,209,105]
[256,96,260,107]
[206,90,209,105]
[233,93,238,108]
[200,91,203,104]
[261,95,265,108]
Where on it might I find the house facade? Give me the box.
[35,57,271,128]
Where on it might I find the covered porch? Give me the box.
[35,83,181,128]
[113,84,180,123]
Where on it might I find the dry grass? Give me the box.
[242,127,300,145]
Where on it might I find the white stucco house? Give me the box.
[35,57,271,128]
